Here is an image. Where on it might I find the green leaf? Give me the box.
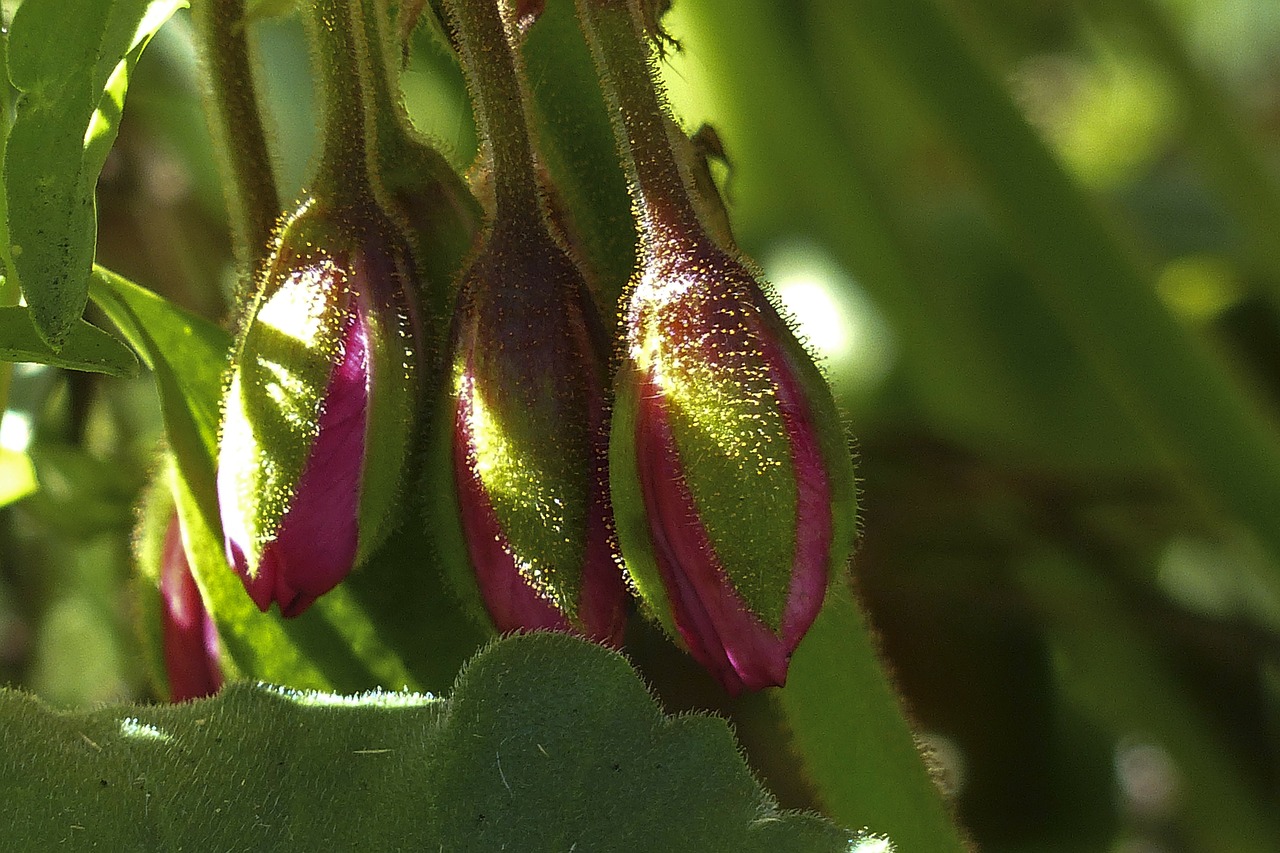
[89,266,227,505]
[0,305,138,376]
[0,633,865,851]
[778,581,969,851]
[4,0,187,349]
[0,448,36,507]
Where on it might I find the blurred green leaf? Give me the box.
[0,306,138,376]
[0,633,861,852]
[779,580,968,851]
[1079,0,1280,310]
[24,443,139,539]
[4,0,187,348]
[806,0,1280,595]
[1019,550,1280,851]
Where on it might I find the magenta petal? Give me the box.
[160,514,222,701]
[224,306,371,617]
[576,464,629,646]
[766,335,834,646]
[636,374,791,694]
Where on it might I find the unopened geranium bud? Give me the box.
[439,227,627,643]
[217,0,426,616]
[434,0,627,643]
[576,0,858,692]
[613,234,855,692]
[159,512,223,701]
[218,200,421,616]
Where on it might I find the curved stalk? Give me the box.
[191,0,281,276]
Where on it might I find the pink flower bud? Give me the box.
[613,236,857,694]
[437,231,628,645]
[222,305,370,616]
[572,0,859,692]
[217,202,422,617]
[159,513,222,701]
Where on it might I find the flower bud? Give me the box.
[612,234,857,693]
[217,198,422,616]
[159,512,223,701]
[434,226,628,644]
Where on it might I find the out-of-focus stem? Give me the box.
[191,0,281,276]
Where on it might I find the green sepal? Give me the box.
[437,230,617,625]
[376,142,484,337]
[609,358,677,635]
[763,290,861,591]
[352,217,422,565]
[628,262,798,628]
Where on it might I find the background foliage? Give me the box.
[2,0,1279,849]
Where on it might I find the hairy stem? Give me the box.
[191,0,281,275]
[573,0,704,246]
[359,0,413,161]
[306,0,376,203]
[441,0,543,224]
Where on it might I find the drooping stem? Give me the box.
[306,0,376,204]
[441,0,544,225]
[573,0,704,247]
[358,0,414,161]
[191,0,281,274]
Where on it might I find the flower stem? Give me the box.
[306,0,377,205]
[573,0,704,247]
[191,0,281,275]
[358,0,413,162]
[441,0,544,226]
